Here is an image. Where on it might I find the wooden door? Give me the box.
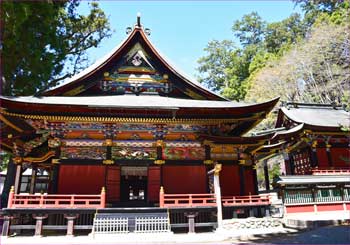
[147,166,161,202]
[106,166,120,202]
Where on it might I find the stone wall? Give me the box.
[223,217,282,230]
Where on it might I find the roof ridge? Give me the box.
[281,101,346,111]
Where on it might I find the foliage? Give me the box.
[1,1,111,96]
[197,10,307,101]
[197,40,235,92]
[264,13,306,54]
[197,1,349,113]
[232,11,266,47]
[246,20,350,106]
[0,152,11,172]
[256,155,282,190]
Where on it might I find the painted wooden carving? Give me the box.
[60,146,106,160]
[163,147,205,160]
[112,147,157,160]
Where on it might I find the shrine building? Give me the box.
[0,16,278,208]
[1,16,349,237]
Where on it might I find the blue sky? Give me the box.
[78,1,301,80]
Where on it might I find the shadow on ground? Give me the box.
[235,225,350,244]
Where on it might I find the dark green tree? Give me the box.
[1,1,111,96]
[197,40,236,92]
[232,11,266,47]
[265,13,307,53]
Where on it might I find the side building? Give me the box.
[256,102,350,216]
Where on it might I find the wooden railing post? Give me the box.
[159,186,164,208]
[100,187,106,208]
[39,194,44,207]
[70,195,75,208]
[7,186,14,208]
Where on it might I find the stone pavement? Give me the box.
[1,225,349,244]
[0,226,291,244]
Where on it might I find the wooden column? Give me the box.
[283,151,291,175]
[310,141,319,168]
[326,144,333,167]
[289,153,295,175]
[50,164,60,194]
[102,139,113,165]
[29,166,38,194]
[154,140,165,165]
[239,165,245,196]
[263,160,270,191]
[213,165,223,229]
[106,139,112,160]
[252,166,258,194]
[1,158,16,207]
[14,161,22,194]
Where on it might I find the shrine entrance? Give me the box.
[119,166,148,206]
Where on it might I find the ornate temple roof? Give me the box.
[276,102,350,130]
[42,16,225,100]
[254,103,350,161]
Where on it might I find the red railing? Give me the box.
[159,189,216,208]
[221,194,271,207]
[7,186,106,209]
[311,168,350,175]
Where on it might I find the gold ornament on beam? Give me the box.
[51,159,60,164]
[155,140,165,148]
[103,159,114,165]
[203,159,214,165]
[104,139,113,147]
[13,157,23,164]
[154,160,165,165]
[238,159,246,165]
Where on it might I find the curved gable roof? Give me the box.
[43,24,226,101]
[276,103,350,130]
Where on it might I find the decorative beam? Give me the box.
[0,114,24,132]
[23,151,55,163]
[1,109,260,125]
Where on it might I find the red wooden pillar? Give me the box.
[239,165,245,196]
